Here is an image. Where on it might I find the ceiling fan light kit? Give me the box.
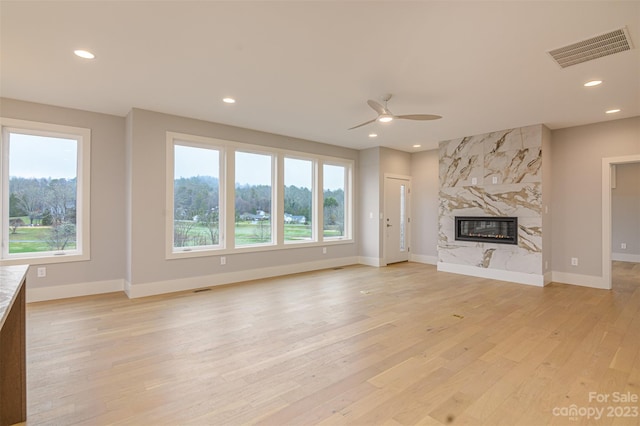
[349,94,441,130]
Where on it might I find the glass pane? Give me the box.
[8,133,78,254]
[173,144,220,249]
[400,184,405,251]
[284,158,313,242]
[323,164,345,238]
[235,151,272,246]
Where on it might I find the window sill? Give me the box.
[166,239,354,260]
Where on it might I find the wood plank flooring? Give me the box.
[24,262,640,425]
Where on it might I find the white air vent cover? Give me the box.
[548,27,633,68]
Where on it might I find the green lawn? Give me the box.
[8,225,77,253]
[176,220,341,248]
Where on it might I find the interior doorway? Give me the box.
[602,155,640,289]
[384,174,411,265]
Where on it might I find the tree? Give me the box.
[48,223,76,251]
[323,196,339,225]
[46,178,76,225]
[10,177,47,225]
[9,218,24,234]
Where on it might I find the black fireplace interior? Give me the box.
[455,216,518,245]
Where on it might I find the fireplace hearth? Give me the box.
[455,216,518,245]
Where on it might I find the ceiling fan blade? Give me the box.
[396,114,442,121]
[348,118,376,130]
[367,99,387,115]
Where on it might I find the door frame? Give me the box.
[602,154,640,289]
[383,173,412,266]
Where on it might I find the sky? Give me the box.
[8,135,346,190]
[8,133,77,179]
[175,145,345,190]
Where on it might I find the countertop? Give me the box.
[0,264,28,330]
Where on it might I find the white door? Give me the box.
[384,176,410,264]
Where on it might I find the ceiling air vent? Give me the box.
[548,27,633,68]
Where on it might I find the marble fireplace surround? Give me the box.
[437,125,546,286]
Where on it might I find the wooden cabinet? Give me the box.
[0,265,28,426]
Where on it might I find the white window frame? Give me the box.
[165,132,354,259]
[0,118,91,265]
[283,155,317,245]
[322,160,353,241]
[232,148,277,249]
[166,132,225,259]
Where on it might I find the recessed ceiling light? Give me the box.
[413,144,421,148]
[606,109,621,114]
[368,133,378,138]
[74,49,95,59]
[222,97,236,104]
[584,80,602,87]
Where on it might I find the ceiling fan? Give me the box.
[348,94,442,130]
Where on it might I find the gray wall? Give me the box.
[126,108,359,288]
[358,147,381,261]
[409,149,439,261]
[0,98,127,288]
[357,146,411,264]
[550,116,640,276]
[612,162,640,260]
[541,125,552,276]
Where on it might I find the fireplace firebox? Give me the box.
[455,216,518,245]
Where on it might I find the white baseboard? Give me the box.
[410,254,438,265]
[551,271,607,289]
[612,252,640,263]
[127,256,359,298]
[358,256,383,267]
[437,262,545,287]
[27,279,124,303]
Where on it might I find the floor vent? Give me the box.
[548,27,633,68]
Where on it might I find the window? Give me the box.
[171,141,222,252]
[1,119,90,264]
[235,151,274,247]
[323,163,350,239]
[284,157,314,242]
[166,132,353,258]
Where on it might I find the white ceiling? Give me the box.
[1,1,638,152]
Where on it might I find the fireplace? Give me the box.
[455,216,518,245]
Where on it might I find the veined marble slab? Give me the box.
[0,264,29,330]
[484,147,542,184]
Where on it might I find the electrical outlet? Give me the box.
[571,257,578,266]
[621,243,627,250]
[471,177,478,185]
[37,267,46,278]
[322,247,327,255]
[220,256,226,265]
[492,176,498,184]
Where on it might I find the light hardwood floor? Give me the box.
[25,262,640,425]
